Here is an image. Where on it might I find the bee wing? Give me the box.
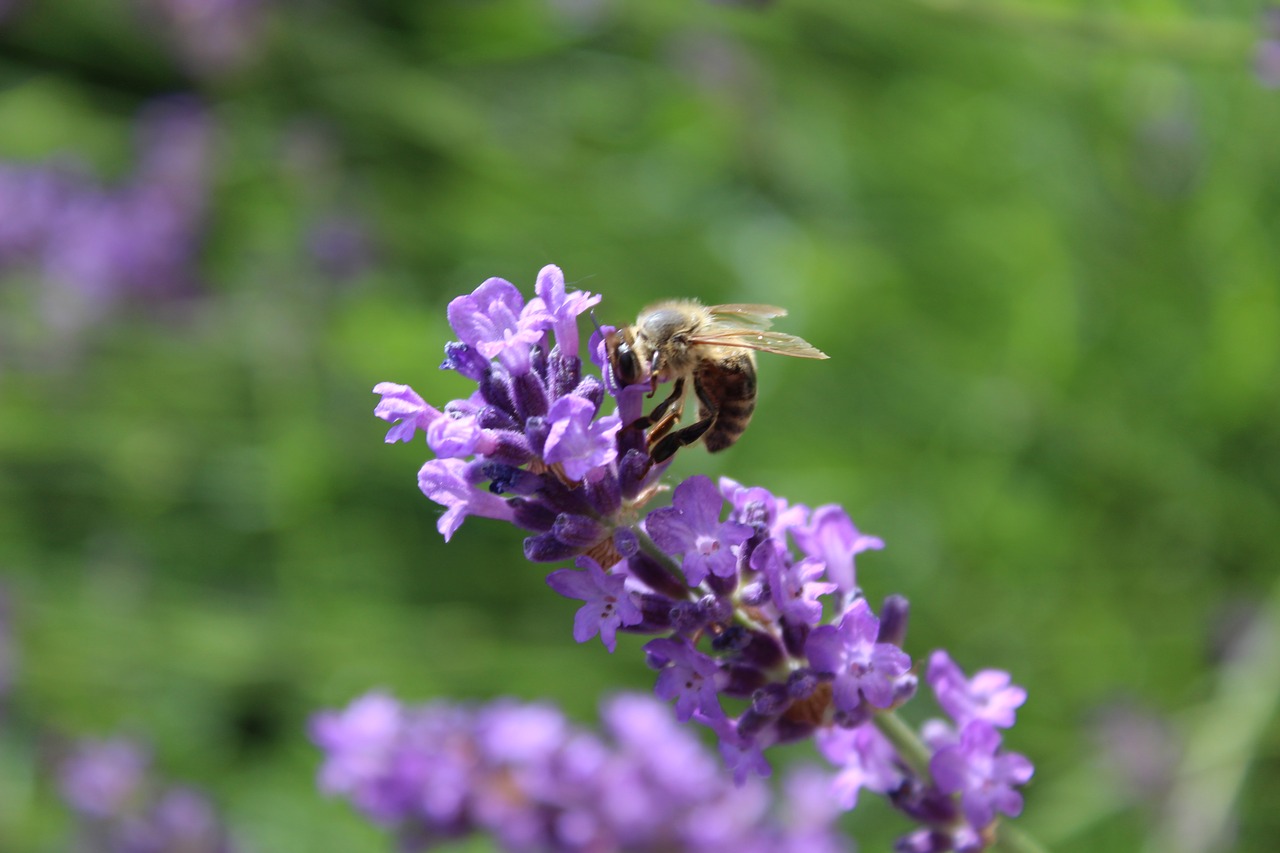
[706,304,789,329]
[688,328,829,359]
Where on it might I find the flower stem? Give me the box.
[871,709,933,780]
[992,821,1054,853]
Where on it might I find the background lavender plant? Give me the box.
[313,690,850,852]
[58,738,239,853]
[0,97,212,333]
[2,1,1280,851]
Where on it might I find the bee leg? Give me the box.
[649,414,714,463]
[649,380,718,463]
[631,377,685,433]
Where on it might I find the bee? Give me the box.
[605,300,828,463]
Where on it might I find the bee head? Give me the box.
[605,327,646,386]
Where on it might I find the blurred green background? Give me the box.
[2,0,1279,850]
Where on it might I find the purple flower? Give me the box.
[58,735,239,852]
[646,638,725,723]
[535,263,601,355]
[426,397,495,459]
[645,475,753,586]
[417,458,516,541]
[447,277,552,375]
[806,599,912,713]
[752,540,836,626]
[542,395,620,481]
[719,732,773,784]
[720,477,809,539]
[308,691,418,823]
[790,504,883,594]
[546,556,643,652]
[373,382,442,444]
[815,722,906,809]
[930,721,1034,830]
[927,650,1026,729]
[312,691,855,852]
[58,738,149,818]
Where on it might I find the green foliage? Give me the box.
[2,0,1279,850]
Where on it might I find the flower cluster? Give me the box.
[312,690,850,853]
[0,97,212,332]
[58,738,239,853]
[374,266,1034,849]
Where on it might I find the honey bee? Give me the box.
[605,300,828,462]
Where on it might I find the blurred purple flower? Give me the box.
[930,721,1034,831]
[59,736,240,852]
[927,650,1026,729]
[815,722,906,809]
[791,504,884,595]
[313,691,852,852]
[0,98,214,332]
[59,738,150,819]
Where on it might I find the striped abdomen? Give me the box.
[695,350,758,453]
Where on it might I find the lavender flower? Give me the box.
[927,650,1027,729]
[312,691,853,852]
[58,738,238,852]
[374,267,1036,849]
[0,98,213,332]
[806,598,914,716]
[931,721,1035,830]
[546,555,643,651]
[644,475,752,586]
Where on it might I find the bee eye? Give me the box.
[613,342,643,385]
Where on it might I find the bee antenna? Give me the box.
[589,309,605,335]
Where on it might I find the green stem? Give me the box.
[992,821,1054,853]
[872,709,934,780]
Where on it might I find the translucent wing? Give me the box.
[689,328,829,359]
[706,304,789,329]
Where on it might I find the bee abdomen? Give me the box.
[704,398,755,453]
[697,354,758,454]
